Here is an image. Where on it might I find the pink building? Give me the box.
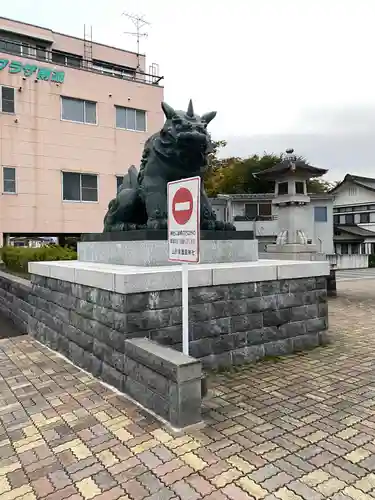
[0,17,164,246]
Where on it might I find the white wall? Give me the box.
[333,183,375,206]
[212,205,226,222]
[311,199,334,254]
[328,254,369,269]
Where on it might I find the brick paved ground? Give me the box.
[1,279,375,499]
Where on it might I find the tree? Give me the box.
[204,145,335,197]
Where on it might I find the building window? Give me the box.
[0,38,26,56]
[62,172,98,202]
[258,203,272,218]
[333,215,339,225]
[345,214,354,225]
[2,167,16,194]
[35,46,48,61]
[295,181,305,194]
[244,204,258,219]
[52,50,82,68]
[115,106,146,132]
[360,212,370,223]
[0,86,15,113]
[61,97,96,124]
[93,60,136,79]
[278,182,288,195]
[116,175,124,192]
[352,243,360,255]
[0,37,48,61]
[314,206,328,222]
[348,187,357,196]
[341,243,349,255]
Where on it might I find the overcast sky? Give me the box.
[3,0,375,180]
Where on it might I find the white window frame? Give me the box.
[61,171,99,203]
[0,85,15,114]
[2,166,17,195]
[60,96,97,125]
[115,105,147,132]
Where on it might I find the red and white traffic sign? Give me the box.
[168,176,200,263]
[172,187,194,225]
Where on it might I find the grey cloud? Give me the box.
[299,106,375,134]
[219,106,375,181]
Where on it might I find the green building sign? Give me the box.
[0,58,65,83]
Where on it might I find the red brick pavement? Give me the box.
[0,279,375,499]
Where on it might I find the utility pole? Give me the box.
[122,12,150,70]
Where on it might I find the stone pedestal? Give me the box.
[78,239,259,266]
[79,230,257,266]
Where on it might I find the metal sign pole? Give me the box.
[182,263,189,355]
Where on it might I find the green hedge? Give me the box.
[369,254,375,268]
[1,245,77,274]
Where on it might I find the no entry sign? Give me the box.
[172,187,193,225]
[168,176,200,263]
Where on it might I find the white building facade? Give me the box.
[331,174,375,256]
[210,192,334,254]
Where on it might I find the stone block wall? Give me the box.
[0,271,32,334]
[121,338,202,428]
[28,273,328,369]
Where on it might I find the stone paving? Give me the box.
[1,279,375,500]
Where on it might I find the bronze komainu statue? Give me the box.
[103,100,235,232]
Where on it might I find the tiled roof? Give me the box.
[335,224,375,237]
[254,159,327,179]
[330,174,375,194]
[215,193,333,201]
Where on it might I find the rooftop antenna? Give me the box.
[122,12,150,71]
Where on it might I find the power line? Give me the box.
[122,12,150,70]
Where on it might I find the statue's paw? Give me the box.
[222,222,236,231]
[214,220,225,231]
[110,223,125,232]
[123,223,138,231]
[147,218,168,230]
[201,219,216,230]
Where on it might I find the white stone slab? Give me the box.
[78,239,258,266]
[212,260,277,286]
[276,260,330,280]
[28,259,330,294]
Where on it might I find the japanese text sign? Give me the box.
[0,58,65,83]
[168,176,200,263]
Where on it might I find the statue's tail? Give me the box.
[120,165,138,190]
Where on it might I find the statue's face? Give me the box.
[168,112,209,151]
[160,101,217,158]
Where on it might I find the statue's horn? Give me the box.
[186,99,194,117]
[201,111,217,124]
[161,101,176,119]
